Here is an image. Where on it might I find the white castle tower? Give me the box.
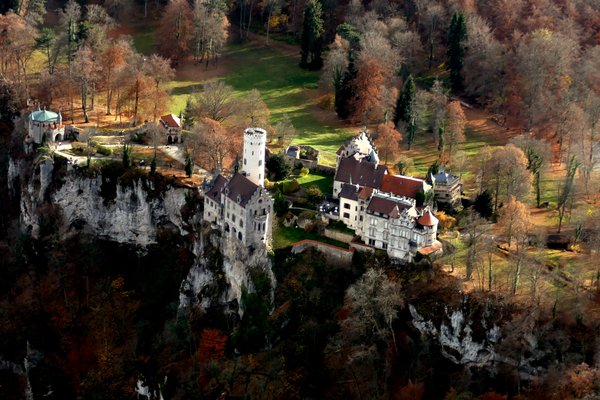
[242,127,267,187]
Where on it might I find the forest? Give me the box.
[0,0,599,398]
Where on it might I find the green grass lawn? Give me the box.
[296,172,334,194]
[272,224,349,249]
[164,42,354,166]
[132,24,157,55]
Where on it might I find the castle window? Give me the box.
[343,203,350,209]
[259,160,262,166]
[343,212,350,219]
[239,220,243,228]
[244,158,247,165]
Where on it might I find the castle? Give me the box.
[27,106,65,144]
[203,128,273,248]
[329,131,442,262]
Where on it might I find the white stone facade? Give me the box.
[203,127,273,248]
[28,107,65,144]
[242,127,267,187]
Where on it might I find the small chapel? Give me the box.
[27,106,65,144]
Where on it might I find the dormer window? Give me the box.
[237,195,241,204]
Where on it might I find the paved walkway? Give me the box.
[49,142,208,178]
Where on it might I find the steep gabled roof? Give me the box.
[358,186,374,200]
[339,183,359,201]
[417,210,439,227]
[335,157,387,189]
[380,174,426,199]
[160,114,182,128]
[366,196,409,218]
[224,174,259,207]
[206,175,228,202]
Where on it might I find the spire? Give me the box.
[58,110,62,125]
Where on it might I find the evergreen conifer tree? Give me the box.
[394,75,417,149]
[185,156,193,177]
[447,12,467,93]
[334,24,361,119]
[150,156,157,174]
[122,143,131,168]
[300,0,324,69]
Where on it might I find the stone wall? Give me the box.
[291,239,354,265]
[323,228,354,243]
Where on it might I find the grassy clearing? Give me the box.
[223,44,353,166]
[296,172,334,194]
[131,24,157,55]
[272,224,349,249]
[164,42,354,166]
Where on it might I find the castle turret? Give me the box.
[242,127,267,187]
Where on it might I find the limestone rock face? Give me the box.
[179,232,275,314]
[16,156,274,313]
[20,158,188,246]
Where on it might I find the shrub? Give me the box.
[266,153,292,181]
[282,179,300,194]
[318,93,335,110]
[435,211,456,232]
[299,167,309,177]
[474,190,494,219]
[96,145,113,156]
[273,191,289,216]
[304,186,324,207]
[264,178,274,190]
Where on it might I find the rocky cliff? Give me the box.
[11,154,274,310]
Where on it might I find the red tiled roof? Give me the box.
[418,210,439,227]
[380,174,425,199]
[358,186,374,200]
[418,240,443,256]
[160,114,182,128]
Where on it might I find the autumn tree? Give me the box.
[447,12,467,93]
[443,101,466,164]
[516,29,578,130]
[145,54,175,122]
[320,35,349,97]
[0,12,37,105]
[463,15,505,108]
[510,135,551,208]
[191,0,229,66]
[242,89,270,127]
[463,212,491,281]
[192,81,237,123]
[557,156,579,233]
[395,155,414,175]
[498,196,531,293]
[343,268,404,344]
[485,144,531,212]
[189,118,239,172]
[351,56,390,124]
[373,122,402,164]
[300,0,324,69]
[72,46,101,123]
[101,39,131,115]
[274,114,296,148]
[156,0,193,64]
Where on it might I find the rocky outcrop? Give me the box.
[179,230,275,314]
[19,157,189,246]
[14,155,274,313]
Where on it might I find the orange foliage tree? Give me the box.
[374,122,402,164]
[351,56,391,124]
[156,0,193,64]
